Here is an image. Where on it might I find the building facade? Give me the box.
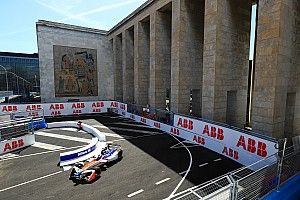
[0,52,39,95]
[37,0,300,139]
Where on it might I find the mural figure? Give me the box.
[53,46,98,97]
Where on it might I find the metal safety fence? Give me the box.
[0,109,44,141]
[171,140,300,200]
[0,117,33,141]
[127,103,174,125]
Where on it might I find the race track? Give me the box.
[0,113,242,200]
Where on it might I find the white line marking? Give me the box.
[170,142,200,149]
[32,142,64,150]
[199,163,208,167]
[165,134,193,200]
[101,132,124,138]
[0,153,19,159]
[56,127,124,139]
[127,189,144,198]
[179,170,187,175]
[59,127,85,133]
[93,124,109,129]
[0,145,85,161]
[35,131,91,143]
[214,158,222,162]
[155,178,171,185]
[0,171,63,193]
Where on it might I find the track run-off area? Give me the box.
[0,113,242,200]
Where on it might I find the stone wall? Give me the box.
[202,0,252,128]
[252,0,300,138]
[37,21,113,103]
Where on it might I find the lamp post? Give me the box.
[0,64,9,91]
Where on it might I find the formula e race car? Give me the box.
[69,144,123,183]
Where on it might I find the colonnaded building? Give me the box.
[36,0,300,139]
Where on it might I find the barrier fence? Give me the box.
[0,117,33,141]
[171,141,300,200]
[127,103,174,125]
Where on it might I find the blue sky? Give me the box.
[0,0,256,59]
[0,0,147,53]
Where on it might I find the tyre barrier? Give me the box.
[28,119,47,130]
[46,121,107,166]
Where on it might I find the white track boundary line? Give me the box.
[32,142,64,150]
[0,145,84,162]
[0,171,63,193]
[179,170,187,175]
[35,131,91,143]
[164,134,193,200]
[57,127,124,139]
[155,178,171,185]
[127,189,144,197]
[214,158,222,162]
[199,163,208,167]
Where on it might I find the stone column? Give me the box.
[113,35,123,101]
[134,21,150,106]
[202,0,252,128]
[252,0,300,137]
[122,29,134,103]
[149,11,171,109]
[171,0,204,116]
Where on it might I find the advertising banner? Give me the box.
[0,134,35,155]
[0,101,115,117]
[172,114,278,166]
[114,107,278,167]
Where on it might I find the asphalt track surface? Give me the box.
[0,113,242,200]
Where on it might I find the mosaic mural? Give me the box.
[53,46,98,97]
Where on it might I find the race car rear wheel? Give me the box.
[117,150,123,161]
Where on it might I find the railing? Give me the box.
[127,103,174,125]
[0,117,33,141]
[171,141,300,200]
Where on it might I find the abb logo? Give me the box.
[26,104,41,111]
[28,112,39,117]
[3,139,24,153]
[222,146,239,160]
[154,122,160,129]
[236,136,267,157]
[202,125,224,140]
[49,104,64,110]
[92,108,101,113]
[193,135,205,145]
[140,118,146,123]
[110,102,118,107]
[73,110,82,114]
[72,103,85,109]
[92,102,104,108]
[2,105,18,112]
[51,111,61,116]
[119,104,126,110]
[177,118,193,130]
[170,128,180,135]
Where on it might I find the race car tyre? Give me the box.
[118,150,123,161]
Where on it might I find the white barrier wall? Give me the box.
[47,121,107,166]
[112,106,278,167]
[0,101,122,118]
[0,134,35,155]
